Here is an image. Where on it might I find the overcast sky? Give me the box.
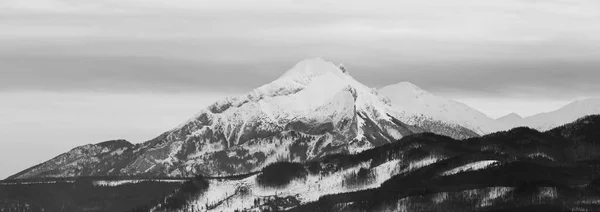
[1,0,599,178]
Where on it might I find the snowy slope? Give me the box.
[154,154,448,212]
[379,82,500,135]
[9,58,477,179]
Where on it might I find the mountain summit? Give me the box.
[278,57,350,79]
[9,58,477,179]
[497,113,523,121]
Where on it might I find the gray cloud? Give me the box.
[360,59,600,99]
[1,0,599,99]
[2,52,599,100]
[0,54,277,93]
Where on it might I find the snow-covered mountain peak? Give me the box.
[225,58,389,116]
[386,81,424,90]
[382,82,429,97]
[497,113,523,121]
[278,57,349,80]
[185,58,378,126]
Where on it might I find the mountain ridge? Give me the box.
[7,58,477,180]
[379,81,500,135]
[9,58,599,180]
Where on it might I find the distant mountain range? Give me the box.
[7,58,600,180]
[380,83,600,135]
[496,98,600,131]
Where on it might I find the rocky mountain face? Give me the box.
[8,58,478,179]
[7,140,135,179]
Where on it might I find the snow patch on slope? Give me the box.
[441,160,498,176]
[93,179,186,187]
